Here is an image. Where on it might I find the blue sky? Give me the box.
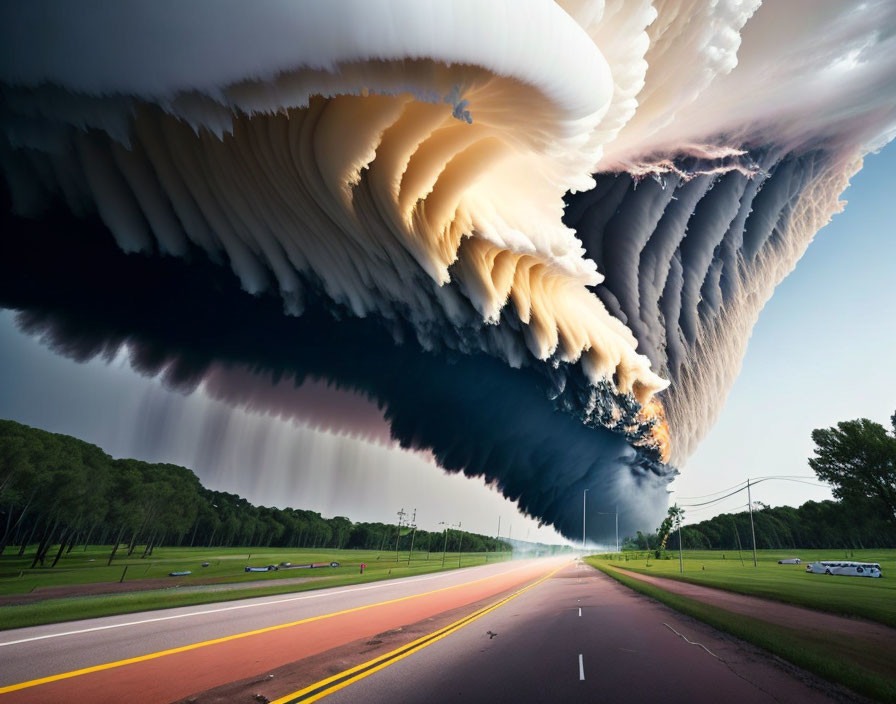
[673,142,896,522]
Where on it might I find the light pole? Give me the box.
[593,509,619,554]
[439,521,449,567]
[456,522,463,568]
[582,489,588,551]
[394,508,406,562]
[406,509,417,565]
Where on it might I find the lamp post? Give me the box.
[582,489,588,551]
[406,509,417,565]
[394,508,407,563]
[439,521,448,567]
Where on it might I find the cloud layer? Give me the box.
[1,1,894,537]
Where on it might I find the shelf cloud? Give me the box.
[1,0,894,538]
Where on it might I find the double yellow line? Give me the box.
[0,562,562,696]
[272,563,566,703]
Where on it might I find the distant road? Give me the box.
[308,562,842,704]
[0,557,565,702]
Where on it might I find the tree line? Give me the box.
[0,419,511,567]
[626,410,896,552]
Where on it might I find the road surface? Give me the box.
[282,562,847,704]
[0,559,848,703]
[0,557,565,702]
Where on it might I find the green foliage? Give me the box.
[0,545,513,629]
[648,499,896,552]
[809,413,896,521]
[0,420,512,563]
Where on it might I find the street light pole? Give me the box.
[457,522,463,568]
[394,508,406,562]
[439,522,448,568]
[747,479,758,567]
[615,506,619,554]
[407,509,417,565]
[582,489,588,551]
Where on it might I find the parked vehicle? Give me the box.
[805,561,882,578]
[777,558,801,564]
[245,564,279,572]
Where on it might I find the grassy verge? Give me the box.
[594,549,896,628]
[587,558,896,703]
[0,546,510,630]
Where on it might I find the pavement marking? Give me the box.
[578,607,582,617]
[663,623,720,659]
[0,562,538,648]
[271,563,568,703]
[0,561,558,695]
[578,653,585,680]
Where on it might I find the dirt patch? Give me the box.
[608,566,896,679]
[0,575,320,606]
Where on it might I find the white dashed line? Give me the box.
[579,653,585,680]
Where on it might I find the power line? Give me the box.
[678,475,830,509]
[679,485,751,508]
[677,480,749,501]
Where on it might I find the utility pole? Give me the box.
[582,489,588,551]
[394,508,406,562]
[457,522,463,568]
[440,522,449,567]
[407,509,417,565]
[677,516,683,574]
[747,479,758,567]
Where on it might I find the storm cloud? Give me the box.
[1,1,894,538]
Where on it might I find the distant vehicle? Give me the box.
[777,558,801,564]
[169,570,192,576]
[805,561,882,578]
[245,564,279,572]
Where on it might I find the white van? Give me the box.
[805,561,882,578]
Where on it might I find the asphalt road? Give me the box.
[0,556,566,702]
[320,561,845,704]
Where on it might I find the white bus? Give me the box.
[805,561,882,578]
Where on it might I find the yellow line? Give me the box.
[271,563,566,704]
[0,563,556,695]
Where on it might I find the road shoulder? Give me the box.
[589,560,894,703]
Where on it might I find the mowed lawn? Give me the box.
[0,545,507,596]
[0,545,511,630]
[596,548,896,627]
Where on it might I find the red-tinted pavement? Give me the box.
[0,558,567,703]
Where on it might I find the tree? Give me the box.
[809,413,896,521]
[657,504,684,551]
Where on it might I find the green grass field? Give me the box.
[586,557,896,703]
[0,545,511,630]
[594,548,896,627]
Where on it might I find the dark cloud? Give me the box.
[0,201,674,539]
